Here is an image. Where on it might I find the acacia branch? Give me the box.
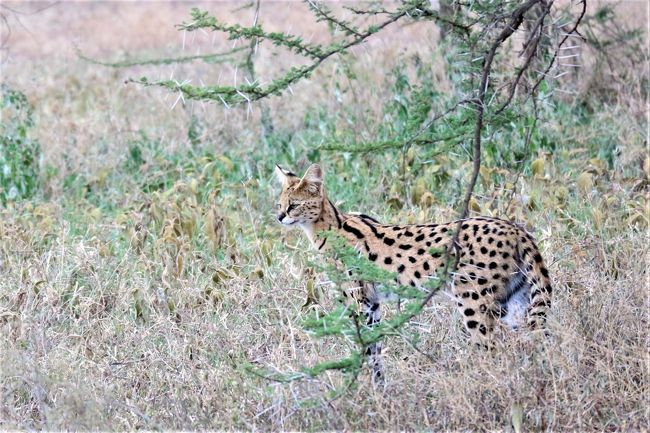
[344,5,392,16]
[306,0,362,37]
[77,46,247,68]
[179,8,326,60]
[494,0,553,115]
[528,0,587,99]
[131,3,419,105]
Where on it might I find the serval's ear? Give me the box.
[274,165,293,187]
[297,164,323,194]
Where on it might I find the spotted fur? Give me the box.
[275,164,552,380]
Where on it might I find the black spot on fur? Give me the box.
[384,237,395,246]
[464,308,475,316]
[342,222,364,239]
[415,234,424,242]
[359,214,381,224]
[423,262,430,271]
[384,257,393,265]
[467,320,478,329]
[359,218,384,239]
[397,264,405,273]
[414,271,421,279]
[368,252,378,261]
[408,256,416,263]
[399,244,412,250]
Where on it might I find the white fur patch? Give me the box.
[500,288,529,329]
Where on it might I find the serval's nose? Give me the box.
[277,211,286,222]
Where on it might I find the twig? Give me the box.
[494,0,553,115]
[504,96,539,215]
[77,46,247,68]
[528,0,587,100]
[306,0,362,37]
[0,2,60,15]
[344,5,392,16]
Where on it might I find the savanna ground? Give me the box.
[1,1,648,431]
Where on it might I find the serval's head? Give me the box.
[274,164,323,227]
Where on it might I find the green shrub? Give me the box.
[0,85,41,205]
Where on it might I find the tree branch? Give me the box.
[494,0,553,115]
[528,0,587,100]
[306,0,362,37]
[131,4,419,105]
[77,46,247,68]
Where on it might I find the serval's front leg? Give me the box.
[358,280,383,385]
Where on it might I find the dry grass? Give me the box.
[1,1,649,431]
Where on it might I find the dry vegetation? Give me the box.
[1,1,648,431]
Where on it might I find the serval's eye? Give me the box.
[287,203,297,212]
